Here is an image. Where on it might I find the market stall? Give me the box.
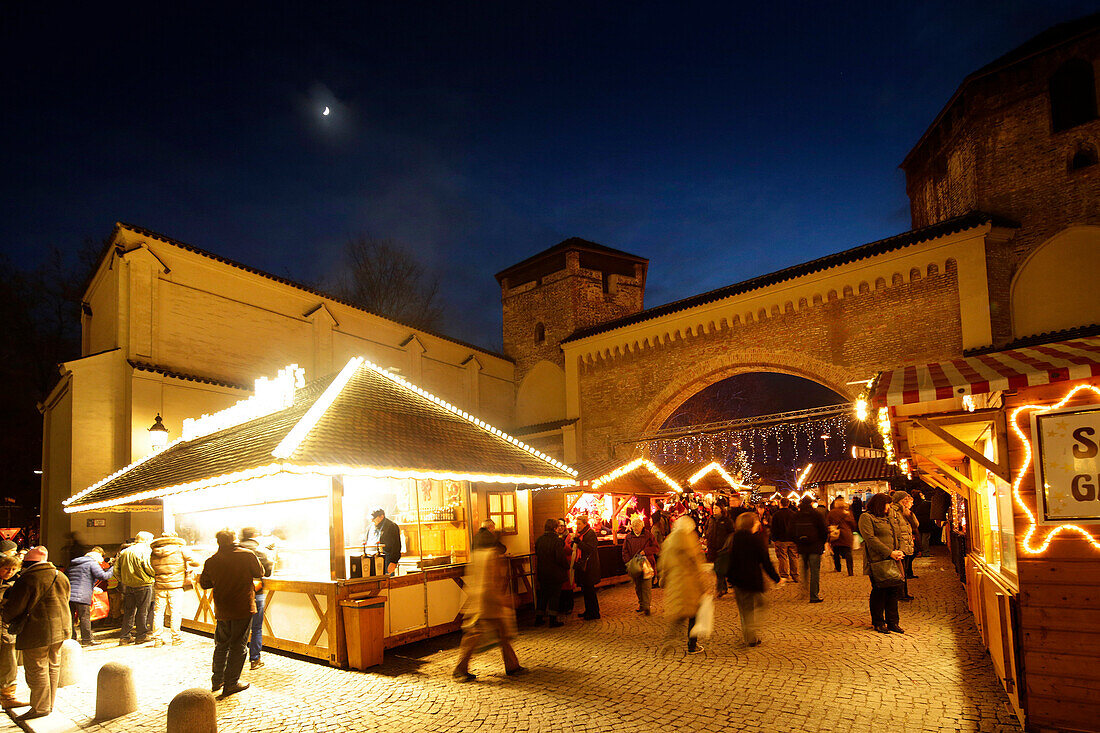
[794,457,897,503]
[64,357,576,667]
[870,334,1100,732]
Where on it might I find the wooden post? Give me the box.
[329,475,346,581]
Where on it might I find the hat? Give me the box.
[891,490,910,503]
[0,540,17,554]
[23,546,48,563]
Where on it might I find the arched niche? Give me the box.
[1011,226,1100,339]
[515,360,567,426]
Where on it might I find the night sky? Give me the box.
[2,2,1095,350]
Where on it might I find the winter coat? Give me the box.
[657,528,707,619]
[621,528,658,566]
[770,507,795,542]
[793,507,828,556]
[888,503,917,555]
[726,529,780,593]
[703,516,732,563]
[460,549,515,640]
[150,536,198,591]
[825,508,858,548]
[199,546,263,621]
[2,562,73,651]
[238,537,274,590]
[858,512,898,579]
[534,531,569,589]
[116,542,155,587]
[65,555,113,604]
[573,526,601,586]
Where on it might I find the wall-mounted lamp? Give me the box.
[148,414,169,453]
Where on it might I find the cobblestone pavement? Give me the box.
[6,548,1022,733]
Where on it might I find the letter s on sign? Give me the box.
[1072,427,1099,459]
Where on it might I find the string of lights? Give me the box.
[645,413,850,464]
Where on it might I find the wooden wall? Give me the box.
[1006,382,1100,733]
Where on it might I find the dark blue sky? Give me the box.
[2,1,1094,349]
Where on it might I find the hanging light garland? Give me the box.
[648,413,850,465]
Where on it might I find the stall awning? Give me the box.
[574,458,684,495]
[65,357,577,512]
[799,457,896,485]
[870,336,1100,407]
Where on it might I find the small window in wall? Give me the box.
[534,322,545,344]
[1069,143,1098,171]
[1050,59,1098,132]
[486,491,518,535]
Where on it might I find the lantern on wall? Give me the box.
[148,414,169,453]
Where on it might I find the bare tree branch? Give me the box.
[331,236,445,332]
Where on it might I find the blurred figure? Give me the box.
[473,520,506,552]
[533,519,568,628]
[658,517,708,654]
[621,516,658,615]
[453,542,524,681]
[769,498,799,583]
[116,531,155,644]
[793,497,827,603]
[238,527,273,668]
[65,546,113,646]
[826,497,858,576]
[2,546,71,720]
[150,532,199,648]
[573,515,601,621]
[556,519,576,616]
[726,512,783,647]
[0,552,26,709]
[704,506,732,598]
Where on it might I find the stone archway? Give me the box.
[634,348,864,438]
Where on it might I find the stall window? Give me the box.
[971,438,1017,580]
[486,491,518,534]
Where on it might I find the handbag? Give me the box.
[90,587,110,622]
[869,557,905,587]
[690,593,714,638]
[625,553,644,579]
[8,571,58,636]
[640,558,654,580]
[827,525,841,542]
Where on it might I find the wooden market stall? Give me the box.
[795,457,897,502]
[63,357,576,668]
[870,334,1100,733]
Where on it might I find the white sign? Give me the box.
[1033,404,1100,523]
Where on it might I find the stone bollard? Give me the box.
[58,639,83,687]
[167,688,217,733]
[95,662,137,721]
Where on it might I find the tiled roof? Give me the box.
[573,458,684,495]
[66,359,574,511]
[800,458,896,485]
[495,237,648,283]
[561,212,1016,344]
[510,418,578,436]
[129,361,251,391]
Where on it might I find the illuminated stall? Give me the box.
[64,358,575,667]
[870,334,1100,732]
[794,457,896,503]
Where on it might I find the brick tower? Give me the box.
[496,238,648,381]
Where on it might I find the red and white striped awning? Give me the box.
[871,336,1100,407]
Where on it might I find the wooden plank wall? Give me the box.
[1006,384,1100,733]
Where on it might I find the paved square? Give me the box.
[7,549,1022,732]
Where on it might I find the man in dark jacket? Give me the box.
[726,513,783,646]
[704,507,733,598]
[533,519,569,627]
[770,498,799,582]
[2,546,72,720]
[239,528,273,670]
[200,530,263,697]
[364,508,402,575]
[573,515,601,620]
[65,548,113,646]
[793,497,828,603]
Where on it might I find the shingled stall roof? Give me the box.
[562,211,1017,344]
[800,458,896,486]
[573,457,685,495]
[65,358,576,513]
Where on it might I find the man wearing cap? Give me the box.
[200,529,263,697]
[116,531,155,644]
[363,509,401,575]
[1,546,71,720]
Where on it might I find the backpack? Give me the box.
[793,512,820,546]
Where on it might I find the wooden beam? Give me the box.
[911,416,1011,483]
[911,447,981,492]
[329,475,347,581]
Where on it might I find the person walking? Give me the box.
[453,542,524,681]
[1,546,72,720]
[149,532,198,648]
[199,530,263,697]
[726,512,784,647]
[889,491,919,600]
[0,553,26,710]
[116,531,155,644]
[658,517,708,654]
[621,516,658,615]
[573,515,601,620]
[769,498,799,583]
[704,506,732,598]
[858,494,906,633]
[793,497,827,603]
[64,547,113,646]
[826,497,858,576]
[238,528,273,669]
[533,519,568,627]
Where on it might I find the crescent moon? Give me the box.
[323,106,330,116]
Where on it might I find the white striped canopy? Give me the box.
[871,336,1100,407]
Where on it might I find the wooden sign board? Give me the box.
[1032,403,1100,524]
